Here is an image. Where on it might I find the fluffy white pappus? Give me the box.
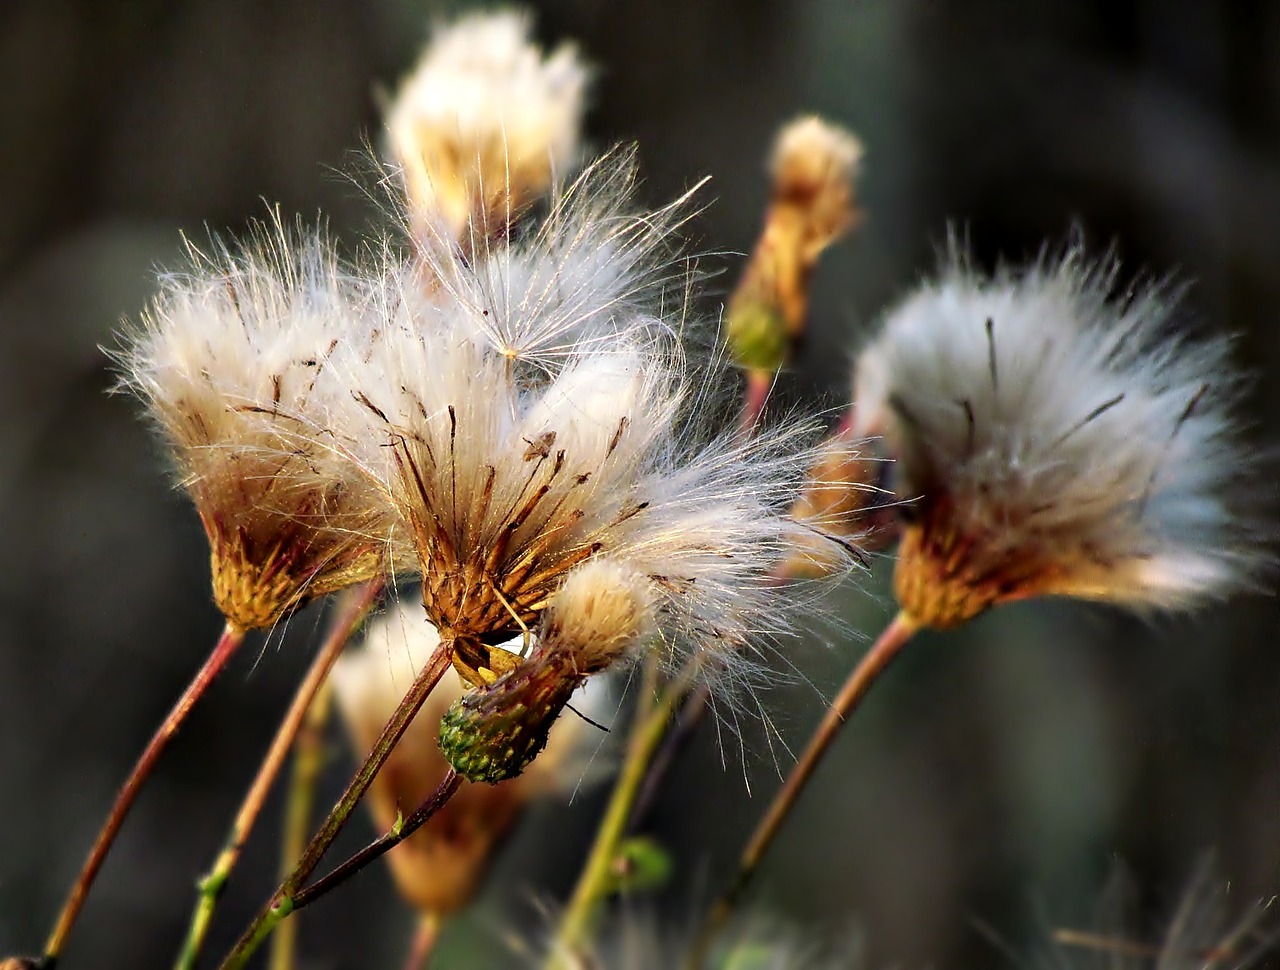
[118,221,396,630]
[413,149,703,377]
[327,243,856,694]
[385,8,590,243]
[855,247,1265,622]
[332,596,606,914]
[542,558,656,673]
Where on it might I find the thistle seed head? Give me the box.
[855,246,1266,626]
[784,430,895,577]
[331,160,860,695]
[541,558,656,674]
[769,116,863,262]
[119,221,396,630]
[385,9,590,247]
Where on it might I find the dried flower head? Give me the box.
[541,558,656,673]
[385,9,590,246]
[120,223,393,631]
[439,557,653,783]
[329,162,855,776]
[332,598,606,915]
[854,247,1264,628]
[728,115,863,373]
[769,116,864,264]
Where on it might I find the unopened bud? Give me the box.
[727,115,862,374]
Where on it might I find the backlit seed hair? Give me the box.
[385,9,590,248]
[329,161,857,695]
[855,247,1265,627]
[120,222,394,631]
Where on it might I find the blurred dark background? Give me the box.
[1,0,1277,967]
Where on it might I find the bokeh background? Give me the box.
[1,0,1277,967]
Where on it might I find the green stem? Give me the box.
[217,636,454,970]
[174,582,382,970]
[687,611,918,968]
[44,622,246,965]
[546,657,696,969]
[268,641,342,970]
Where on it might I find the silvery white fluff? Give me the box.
[119,223,394,631]
[385,9,590,242]
[328,167,854,693]
[444,151,703,375]
[854,247,1264,612]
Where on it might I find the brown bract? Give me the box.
[785,429,894,577]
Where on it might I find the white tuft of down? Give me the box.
[385,9,590,241]
[119,219,397,626]
[414,150,699,375]
[328,170,856,690]
[855,246,1266,609]
[543,558,656,672]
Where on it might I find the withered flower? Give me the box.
[122,223,394,632]
[386,10,590,248]
[854,248,1264,627]
[728,116,863,375]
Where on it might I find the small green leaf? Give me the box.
[605,836,673,895]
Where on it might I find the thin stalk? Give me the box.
[43,622,247,965]
[175,582,382,970]
[546,657,698,969]
[737,370,773,437]
[217,637,454,970]
[291,770,462,909]
[268,647,341,970]
[688,611,918,968]
[402,912,442,970]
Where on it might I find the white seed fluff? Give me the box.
[328,168,854,690]
[385,9,590,241]
[119,222,396,628]
[855,247,1265,609]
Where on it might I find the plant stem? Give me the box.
[215,770,461,970]
[546,657,695,969]
[737,370,773,437]
[291,770,462,909]
[402,912,442,970]
[43,622,246,965]
[268,644,341,970]
[217,637,454,970]
[688,611,918,968]
[174,582,382,970]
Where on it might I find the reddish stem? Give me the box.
[43,622,246,964]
